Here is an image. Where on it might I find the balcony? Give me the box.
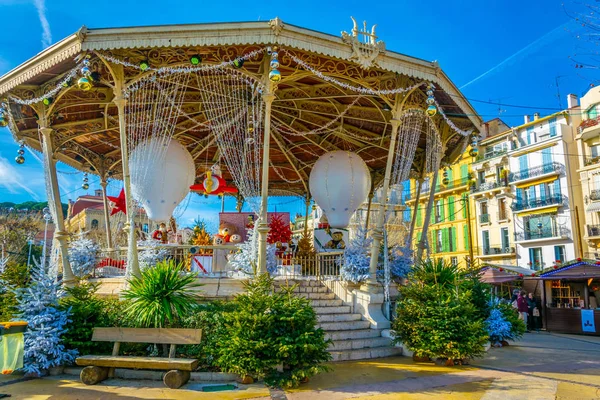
[482,247,515,256]
[579,116,600,134]
[514,226,570,242]
[471,180,508,194]
[587,224,600,238]
[474,149,508,164]
[591,190,600,201]
[511,194,567,212]
[585,156,600,167]
[479,214,490,224]
[509,162,564,183]
[405,177,469,200]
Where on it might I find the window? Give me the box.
[542,147,552,166]
[501,228,510,250]
[526,126,535,145]
[496,165,505,183]
[436,230,443,253]
[588,104,599,120]
[91,219,99,229]
[482,230,490,253]
[449,227,456,252]
[477,170,485,185]
[143,223,149,233]
[549,117,557,137]
[498,198,507,220]
[591,145,600,158]
[554,246,566,263]
[435,200,444,223]
[518,155,529,177]
[480,201,488,216]
[448,197,455,221]
[529,248,543,271]
[451,257,458,267]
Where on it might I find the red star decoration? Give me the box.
[107,188,127,216]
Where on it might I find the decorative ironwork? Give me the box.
[482,247,514,255]
[509,162,564,183]
[579,116,600,133]
[511,194,567,212]
[585,156,600,167]
[471,180,507,194]
[341,17,386,69]
[474,149,507,163]
[515,226,570,241]
[587,224,600,237]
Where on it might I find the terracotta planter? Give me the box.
[434,358,455,366]
[238,375,254,384]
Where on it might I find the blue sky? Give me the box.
[0,0,595,228]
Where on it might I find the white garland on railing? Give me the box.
[431,97,471,137]
[9,63,84,105]
[97,48,267,76]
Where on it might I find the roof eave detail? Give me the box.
[0,30,84,96]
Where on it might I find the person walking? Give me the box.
[527,292,537,331]
[517,291,529,332]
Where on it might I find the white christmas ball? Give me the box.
[309,151,371,228]
[129,138,195,222]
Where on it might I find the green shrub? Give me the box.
[60,282,129,355]
[214,274,331,388]
[122,260,202,328]
[392,259,489,362]
[0,263,29,321]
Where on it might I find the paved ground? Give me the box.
[2,332,600,399]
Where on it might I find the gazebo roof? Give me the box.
[0,18,482,197]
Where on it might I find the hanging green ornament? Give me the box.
[82,182,89,190]
[77,77,92,91]
[269,69,281,83]
[190,55,202,65]
[42,97,53,106]
[233,58,244,68]
[62,78,73,88]
[442,177,450,185]
[443,170,448,178]
[469,148,479,158]
[139,60,150,71]
[0,114,8,128]
[426,104,437,117]
[15,155,25,164]
[90,71,101,82]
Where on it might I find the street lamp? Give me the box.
[27,235,34,267]
[42,207,52,268]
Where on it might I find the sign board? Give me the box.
[582,309,596,333]
[314,227,349,253]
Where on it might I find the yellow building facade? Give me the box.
[407,147,477,268]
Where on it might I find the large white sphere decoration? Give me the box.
[309,151,371,229]
[129,139,195,222]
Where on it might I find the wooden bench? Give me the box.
[76,327,202,389]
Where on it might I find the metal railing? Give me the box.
[591,190,600,201]
[479,214,490,223]
[587,224,600,237]
[93,244,345,280]
[509,162,564,183]
[511,194,566,212]
[579,116,600,133]
[471,180,508,194]
[514,226,570,241]
[585,157,600,167]
[482,247,515,255]
[474,149,508,163]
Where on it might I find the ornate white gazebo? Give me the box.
[0,18,481,300]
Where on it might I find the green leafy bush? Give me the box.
[392,259,489,362]
[214,274,331,388]
[60,282,129,355]
[496,300,526,340]
[0,263,29,321]
[122,260,202,328]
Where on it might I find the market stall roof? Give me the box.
[0,19,481,197]
[480,267,522,284]
[539,261,600,280]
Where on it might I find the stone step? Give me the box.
[329,346,402,362]
[318,320,371,331]
[311,299,344,307]
[325,329,382,341]
[275,285,329,293]
[329,337,393,351]
[317,313,362,322]
[296,292,336,300]
[274,280,321,287]
[313,305,351,314]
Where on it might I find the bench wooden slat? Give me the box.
[91,328,202,345]
[76,355,199,371]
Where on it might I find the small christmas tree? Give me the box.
[338,226,371,283]
[296,231,315,257]
[137,238,169,271]
[13,258,77,375]
[389,245,413,281]
[68,236,100,278]
[190,219,213,254]
[485,308,512,346]
[267,214,292,245]
[229,225,277,275]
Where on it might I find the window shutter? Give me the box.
[549,118,557,137]
[540,184,546,201]
[442,228,449,252]
[451,227,457,252]
[431,205,436,224]
[463,224,469,250]
[448,196,455,221]
[430,231,436,252]
[554,180,561,196]
[440,199,446,221]
[554,246,560,263]
[462,194,468,218]
[529,248,535,266]
[542,148,552,166]
[460,165,468,179]
[416,207,422,226]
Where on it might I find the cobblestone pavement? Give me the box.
[1,332,599,399]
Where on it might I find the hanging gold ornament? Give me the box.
[0,115,8,128]
[15,155,25,164]
[77,77,92,91]
[426,104,437,117]
[269,69,281,83]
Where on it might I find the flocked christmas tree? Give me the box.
[485,308,512,346]
[13,257,77,375]
[338,226,372,283]
[67,236,100,278]
[388,244,413,281]
[229,224,277,275]
[267,214,292,245]
[137,238,169,271]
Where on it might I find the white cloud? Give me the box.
[0,156,41,200]
[32,0,51,48]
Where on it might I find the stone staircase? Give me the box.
[275,279,402,362]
